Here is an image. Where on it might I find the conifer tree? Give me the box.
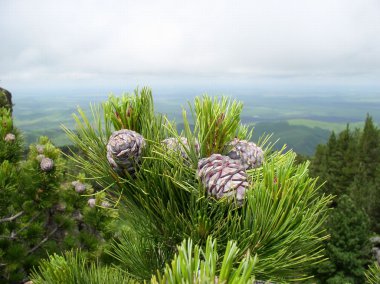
[314,195,371,284]
[0,101,115,283]
[29,88,333,282]
[359,115,380,179]
[354,115,380,232]
[309,115,380,283]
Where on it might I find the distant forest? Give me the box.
[305,115,380,283]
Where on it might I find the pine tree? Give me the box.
[310,115,380,283]
[354,115,380,232]
[314,195,371,284]
[0,104,116,282]
[29,88,333,282]
[359,115,380,179]
[311,132,345,201]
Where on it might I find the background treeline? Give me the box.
[305,115,380,283]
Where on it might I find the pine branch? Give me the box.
[27,226,60,255]
[14,212,41,235]
[0,211,24,223]
[0,212,41,240]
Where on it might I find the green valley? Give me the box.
[12,89,380,156]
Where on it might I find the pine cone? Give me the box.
[197,154,248,205]
[162,137,199,159]
[72,181,86,193]
[4,133,15,142]
[226,138,264,170]
[36,144,45,154]
[40,157,54,172]
[106,129,145,174]
[88,198,96,208]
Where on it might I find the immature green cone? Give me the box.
[106,129,146,174]
[161,137,199,159]
[40,157,54,172]
[227,138,264,170]
[197,154,248,205]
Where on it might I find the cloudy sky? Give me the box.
[1,0,380,93]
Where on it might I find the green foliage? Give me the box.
[64,88,332,282]
[0,109,13,136]
[311,116,380,233]
[0,160,18,210]
[252,121,331,156]
[192,96,247,156]
[314,195,371,283]
[0,131,116,282]
[104,88,158,138]
[0,108,23,163]
[108,228,172,280]
[359,115,380,179]
[152,237,258,284]
[365,262,380,284]
[30,250,133,284]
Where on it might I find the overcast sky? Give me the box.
[1,0,380,92]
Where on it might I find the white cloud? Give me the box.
[1,0,380,88]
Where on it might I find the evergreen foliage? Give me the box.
[58,87,332,282]
[310,115,380,232]
[314,195,371,283]
[0,104,116,282]
[365,262,380,284]
[1,87,337,282]
[30,251,133,284]
[151,237,257,283]
[310,115,380,283]
[0,108,23,163]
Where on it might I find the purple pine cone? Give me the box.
[40,157,54,172]
[227,138,264,170]
[197,154,249,205]
[4,133,15,142]
[162,137,199,159]
[88,198,96,208]
[106,129,145,174]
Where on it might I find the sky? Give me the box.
[1,0,380,94]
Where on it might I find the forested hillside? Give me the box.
[308,116,380,283]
